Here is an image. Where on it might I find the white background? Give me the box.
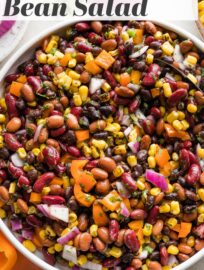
[0,20,204,269]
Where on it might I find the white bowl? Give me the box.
[0,19,204,270]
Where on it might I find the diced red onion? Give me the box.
[49,205,69,223]
[129,46,149,59]
[11,219,22,231]
[127,83,141,93]
[0,21,15,37]
[168,255,178,266]
[165,73,175,82]
[121,115,131,126]
[124,126,133,137]
[145,169,168,191]
[11,153,25,167]
[173,44,183,63]
[62,245,77,264]
[33,124,44,142]
[37,204,51,218]
[22,229,33,240]
[89,78,105,94]
[72,266,80,270]
[82,261,102,270]
[58,227,80,245]
[120,202,130,218]
[117,105,124,122]
[116,181,130,198]
[65,48,76,53]
[128,141,139,154]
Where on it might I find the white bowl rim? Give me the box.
[0,19,204,270]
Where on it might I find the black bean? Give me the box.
[0,147,9,159]
[183,205,197,213]
[68,196,78,211]
[185,190,198,201]
[100,106,113,117]
[60,130,76,145]
[145,195,154,210]
[150,251,160,261]
[112,60,122,73]
[165,193,178,200]
[137,150,148,162]
[162,56,174,64]
[122,253,134,264]
[16,99,26,110]
[133,61,146,72]
[154,50,163,58]
[140,89,152,101]
[27,169,38,182]
[79,116,89,128]
[65,187,73,200]
[93,131,109,140]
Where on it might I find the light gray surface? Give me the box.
[0,20,204,270]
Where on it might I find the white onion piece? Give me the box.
[165,73,175,81]
[89,78,105,94]
[11,153,25,167]
[62,245,77,264]
[121,115,131,126]
[33,124,44,143]
[168,255,178,266]
[129,46,149,59]
[65,48,76,53]
[138,250,148,260]
[173,44,184,63]
[49,205,69,223]
[124,125,133,137]
[127,83,141,93]
[82,261,102,270]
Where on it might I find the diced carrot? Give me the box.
[84,60,102,75]
[178,223,192,238]
[50,177,64,186]
[155,148,170,167]
[60,53,72,66]
[74,184,95,207]
[75,130,90,142]
[131,70,141,84]
[17,75,27,83]
[93,203,109,226]
[101,190,122,212]
[133,29,144,45]
[95,50,115,70]
[123,198,131,211]
[29,192,42,204]
[9,81,23,97]
[76,171,96,192]
[151,88,160,98]
[0,232,17,270]
[120,72,131,86]
[172,224,181,233]
[70,160,88,181]
[128,220,144,231]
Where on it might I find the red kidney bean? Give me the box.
[193,223,204,239]
[5,93,19,119]
[142,64,161,86]
[50,110,62,116]
[42,195,65,205]
[42,146,60,167]
[168,88,187,107]
[102,258,121,268]
[8,162,24,178]
[124,230,140,252]
[160,246,169,266]
[70,107,83,119]
[182,141,192,149]
[76,42,92,53]
[130,209,147,220]
[186,164,201,185]
[180,149,190,171]
[67,146,81,157]
[121,173,137,191]
[150,107,161,119]
[5,74,19,83]
[4,133,22,151]
[26,215,42,227]
[142,116,155,135]
[85,160,99,171]
[50,125,66,137]
[165,78,177,91]
[42,247,56,266]
[33,172,55,192]
[145,36,154,45]
[109,220,119,241]
[0,170,7,182]
[129,98,140,113]
[55,163,66,176]
[103,71,117,88]
[88,32,103,45]
[27,76,42,92]
[75,22,90,32]
[147,206,159,224]
[126,267,135,270]
[114,95,131,106]
[17,175,30,188]
[188,151,199,165]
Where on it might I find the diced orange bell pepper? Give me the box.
[17,75,27,83]
[60,153,73,163]
[9,81,23,97]
[133,29,144,45]
[128,220,144,231]
[76,171,96,192]
[60,53,72,66]
[151,88,160,98]
[75,130,90,142]
[74,184,95,207]
[120,72,131,86]
[50,177,64,186]
[137,228,144,244]
[164,124,190,141]
[101,190,122,212]
[70,160,88,181]
[172,224,181,233]
[160,162,172,177]
[93,202,109,226]
[131,70,141,84]
[155,148,170,167]
[95,50,115,70]
[84,60,102,75]
[178,223,192,238]
[0,232,17,270]
[0,199,5,208]
[123,198,131,211]
[29,192,42,204]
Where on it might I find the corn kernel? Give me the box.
[167,218,177,228]
[109,49,118,57]
[170,201,180,215]
[159,203,170,213]
[0,114,5,124]
[42,187,51,195]
[32,148,41,156]
[198,149,204,159]
[121,31,129,42]
[146,54,154,64]
[154,31,163,40]
[127,155,137,167]
[54,243,63,252]
[167,245,179,255]
[199,1,204,10]
[47,55,57,65]
[161,41,174,56]
[55,50,64,59]
[37,119,46,126]
[90,224,98,237]
[113,166,124,178]
[181,120,190,130]
[105,123,121,133]
[198,204,204,214]
[155,79,164,88]
[69,220,78,229]
[69,262,75,267]
[147,48,155,55]
[148,156,156,168]
[114,144,126,155]
[109,212,119,220]
[17,147,27,159]
[198,213,204,223]
[150,187,161,196]
[87,253,93,259]
[39,230,46,240]
[73,94,82,106]
[143,223,153,236]
[91,146,100,158]
[186,55,197,66]
[187,73,197,85]
[72,80,81,88]
[137,180,145,191]
[187,236,195,247]
[159,106,166,116]
[68,59,77,68]
[198,189,204,202]
[172,120,183,131]
[38,53,47,64]
[85,52,94,63]
[79,85,89,102]
[102,82,111,92]
[92,139,107,150]
[166,111,179,123]
[0,136,3,143]
[69,212,77,223]
[48,246,55,254]
[0,208,6,219]
[109,247,122,258]
[23,240,36,253]
[45,226,56,237]
[77,255,87,266]
[163,83,172,97]
[0,98,6,110]
[187,104,197,114]
[68,70,80,80]
[178,111,185,120]
[45,35,59,53]
[189,89,196,96]
[9,182,16,194]
[148,144,158,156]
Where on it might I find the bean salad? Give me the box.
[1,21,204,270]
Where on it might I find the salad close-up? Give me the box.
[1,20,204,270]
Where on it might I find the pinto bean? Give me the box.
[97,227,110,244]
[6,117,21,133]
[91,168,108,180]
[21,84,35,102]
[47,115,64,129]
[79,233,92,251]
[98,157,116,172]
[17,198,29,213]
[93,237,106,252]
